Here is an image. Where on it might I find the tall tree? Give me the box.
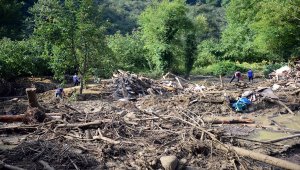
[75,0,109,94]
[139,0,191,73]
[251,0,300,59]
[31,0,110,94]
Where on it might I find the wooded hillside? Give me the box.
[0,0,299,82]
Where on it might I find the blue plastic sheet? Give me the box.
[232,97,251,112]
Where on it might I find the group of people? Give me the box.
[55,73,81,99]
[230,69,254,83]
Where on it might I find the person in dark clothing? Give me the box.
[55,87,65,98]
[247,69,254,83]
[73,73,80,86]
[230,71,242,83]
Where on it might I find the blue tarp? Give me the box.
[232,97,251,112]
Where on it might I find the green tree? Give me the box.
[75,0,109,94]
[107,31,149,72]
[0,38,50,80]
[220,0,259,61]
[183,15,208,77]
[31,0,110,94]
[251,0,300,59]
[139,0,191,73]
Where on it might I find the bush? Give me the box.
[203,60,247,76]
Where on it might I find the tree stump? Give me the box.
[26,88,40,108]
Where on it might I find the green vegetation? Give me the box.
[1,0,299,87]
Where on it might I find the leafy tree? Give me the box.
[0,38,50,80]
[220,0,259,61]
[139,0,191,73]
[31,0,110,94]
[221,0,300,62]
[183,15,208,77]
[75,0,109,94]
[251,0,300,59]
[107,31,149,72]
[195,39,219,67]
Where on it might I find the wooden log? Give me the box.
[38,160,55,170]
[171,116,300,170]
[55,119,114,129]
[209,118,254,124]
[215,143,300,170]
[0,108,45,123]
[0,161,25,170]
[263,97,296,115]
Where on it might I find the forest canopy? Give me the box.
[0,0,299,82]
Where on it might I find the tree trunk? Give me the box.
[219,75,223,87]
[26,88,39,108]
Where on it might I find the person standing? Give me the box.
[55,87,65,99]
[230,71,242,83]
[247,69,254,83]
[73,73,80,86]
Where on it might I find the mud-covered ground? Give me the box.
[0,75,300,169]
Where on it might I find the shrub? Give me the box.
[204,60,247,76]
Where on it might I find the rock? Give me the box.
[179,158,187,164]
[160,155,178,170]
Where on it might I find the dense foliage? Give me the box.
[0,0,299,86]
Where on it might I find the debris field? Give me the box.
[1,69,300,170]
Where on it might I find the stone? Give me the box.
[160,155,178,170]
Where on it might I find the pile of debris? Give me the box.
[1,72,300,169]
[269,64,300,83]
[112,70,189,99]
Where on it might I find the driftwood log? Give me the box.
[215,144,300,170]
[0,108,45,123]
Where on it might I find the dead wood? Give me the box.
[208,118,254,124]
[264,134,300,143]
[175,77,183,89]
[165,115,299,170]
[26,88,39,108]
[0,125,37,133]
[0,161,25,170]
[263,97,296,115]
[38,160,55,170]
[0,108,45,123]
[55,119,114,129]
[219,75,223,88]
[64,104,84,114]
[190,99,224,104]
[291,89,300,95]
[215,143,300,170]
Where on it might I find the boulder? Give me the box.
[160,155,178,170]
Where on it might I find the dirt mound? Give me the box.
[0,140,100,169]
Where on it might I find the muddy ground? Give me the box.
[0,75,300,169]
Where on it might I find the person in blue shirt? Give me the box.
[73,73,80,86]
[247,69,254,83]
[55,87,65,98]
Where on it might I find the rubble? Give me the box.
[0,71,300,169]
